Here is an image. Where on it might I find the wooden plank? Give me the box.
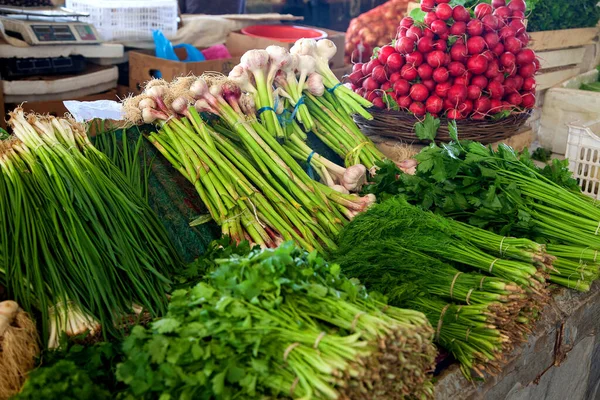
[537,66,581,90]
[537,47,586,70]
[529,27,599,51]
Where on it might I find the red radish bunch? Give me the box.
[347,0,537,120]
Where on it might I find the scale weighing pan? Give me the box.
[0,6,101,45]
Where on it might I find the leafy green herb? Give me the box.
[382,91,400,111]
[414,113,441,141]
[530,147,553,162]
[409,8,427,24]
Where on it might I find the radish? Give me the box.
[418,64,434,80]
[397,26,408,39]
[467,20,484,37]
[450,21,467,36]
[518,63,535,78]
[362,59,381,76]
[443,97,455,110]
[472,75,488,89]
[409,101,426,116]
[447,84,468,104]
[533,58,541,71]
[448,61,466,77]
[423,27,436,38]
[522,77,536,91]
[381,82,392,92]
[504,36,523,54]
[355,87,366,97]
[475,3,493,19]
[500,52,516,68]
[422,79,436,92]
[467,85,482,100]
[481,50,496,62]
[509,19,526,35]
[484,32,500,48]
[398,95,412,108]
[458,100,473,116]
[362,77,380,91]
[513,75,524,90]
[424,11,438,26]
[400,17,414,28]
[508,0,526,12]
[516,49,536,65]
[487,81,504,99]
[450,44,469,63]
[482,15,499,32]
[436,0,451,3]
[401,64,418,81]
[507,92,522,106]
[406,26,423,41]
[493,74,506,84]
[410,83,429,102]
[493,6,511,22]
[436,3,453,21]
[521,92,536,108]
[453,5,471,22]
[389,71,402,83]
[395,37,416,54]
[377,45,396,64]
[421,0,435,12]
[418,36,435,53]
[492,43,505,56]
[455,75,469,86]
[467,54,489,75]
[492,0,506,8]
[501,101,513,112]
[435,39,448,52]
[393,79,410,96]
[386,53,405,72]
[512,10,525,19]
[435,81,453,98]
[475,97,492,113]
[517,33,530,47]
[427,50,447,68]
[504,77,519,93]
[352,63,363,73]
[433,67,450,83]
[348,71,365,85]
[490,98,503,112]
[372,97,385,109]
[426,95,444,114]
[485,60,501,79]
[365,90,378,102]
[471,113,486,120]
[431,20,449,36]
[406,51,424,66]
[447,109,464,120]
[372,65,388,83]
[467,36,486,55]
[499,26,516,39]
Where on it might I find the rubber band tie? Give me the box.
[489,258,499,273]
[499,237,507,256]
[436,304,451,342]
[465,288,474,305]
[450,272,462,299]
[351,312,365,330]
[479,277,486,290]
[344,141,370,165]
[283,343,300,362]
[314,332,326,349]
[327,82,343,93]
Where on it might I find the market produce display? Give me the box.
[365,140,600,291]
[349,0,537,119]
[333,196,550,378]
[345,0,410,64]
[116,243,437,399]
[121,39,386,252]
[0,110,183,348]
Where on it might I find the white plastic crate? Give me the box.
[66,0,178,42]
[565,120,600,199]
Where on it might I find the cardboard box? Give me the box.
[128,48,242,95]
[226,26,346,69]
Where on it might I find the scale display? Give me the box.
[31,24,77,42]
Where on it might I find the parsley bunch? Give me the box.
[116,243,436,400]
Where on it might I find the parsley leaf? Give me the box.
[414,113,440,141]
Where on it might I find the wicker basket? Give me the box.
[354,109,531,144]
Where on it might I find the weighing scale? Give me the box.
[0,6,101,45]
